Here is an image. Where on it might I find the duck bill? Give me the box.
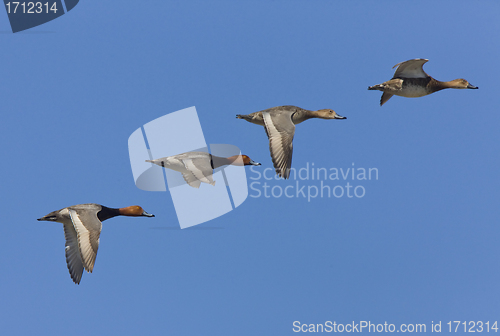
[334,114,347,119]
[249,160,261,166]
[467,83,478,89]
[142,211,155,217]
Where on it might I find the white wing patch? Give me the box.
[183,159,215,186]
[62,215,84,284]
[69,209,97,273]
[263,112,284,165]
[181,172,203,188]
[263,111,293,179]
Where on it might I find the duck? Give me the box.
[368,58,478,106]
[236,105,346,179]
[146,152,261,188]
[38,204,154,284]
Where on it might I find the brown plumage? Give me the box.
[368,59,478,106]
[237,105,346,179]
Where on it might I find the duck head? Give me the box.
[241,155,261,166]
[119,206,155,217]
[226,155,261,166]
[446,78,478,89]
[314,109,347,120]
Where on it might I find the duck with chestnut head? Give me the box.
[146,151,261,188]
[38,203,154,284]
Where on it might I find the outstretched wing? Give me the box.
[69,208,102,273]
[393,58,429,79]
[62,216,85,284]
[262,111,295,179]
[182,158,215,187]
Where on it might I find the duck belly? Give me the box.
[398,84,429,98]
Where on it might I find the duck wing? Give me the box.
[262,111,295,179]
[62,217,85,284]
[392,58,429,79]
[68,208,102,274]
[380,92,394,106]
[182,157,216,187]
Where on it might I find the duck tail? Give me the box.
[368,85,382,90]
[236,114,254,121]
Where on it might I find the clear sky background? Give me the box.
[1,1,499,335]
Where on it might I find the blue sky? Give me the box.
[1,1,499,335]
